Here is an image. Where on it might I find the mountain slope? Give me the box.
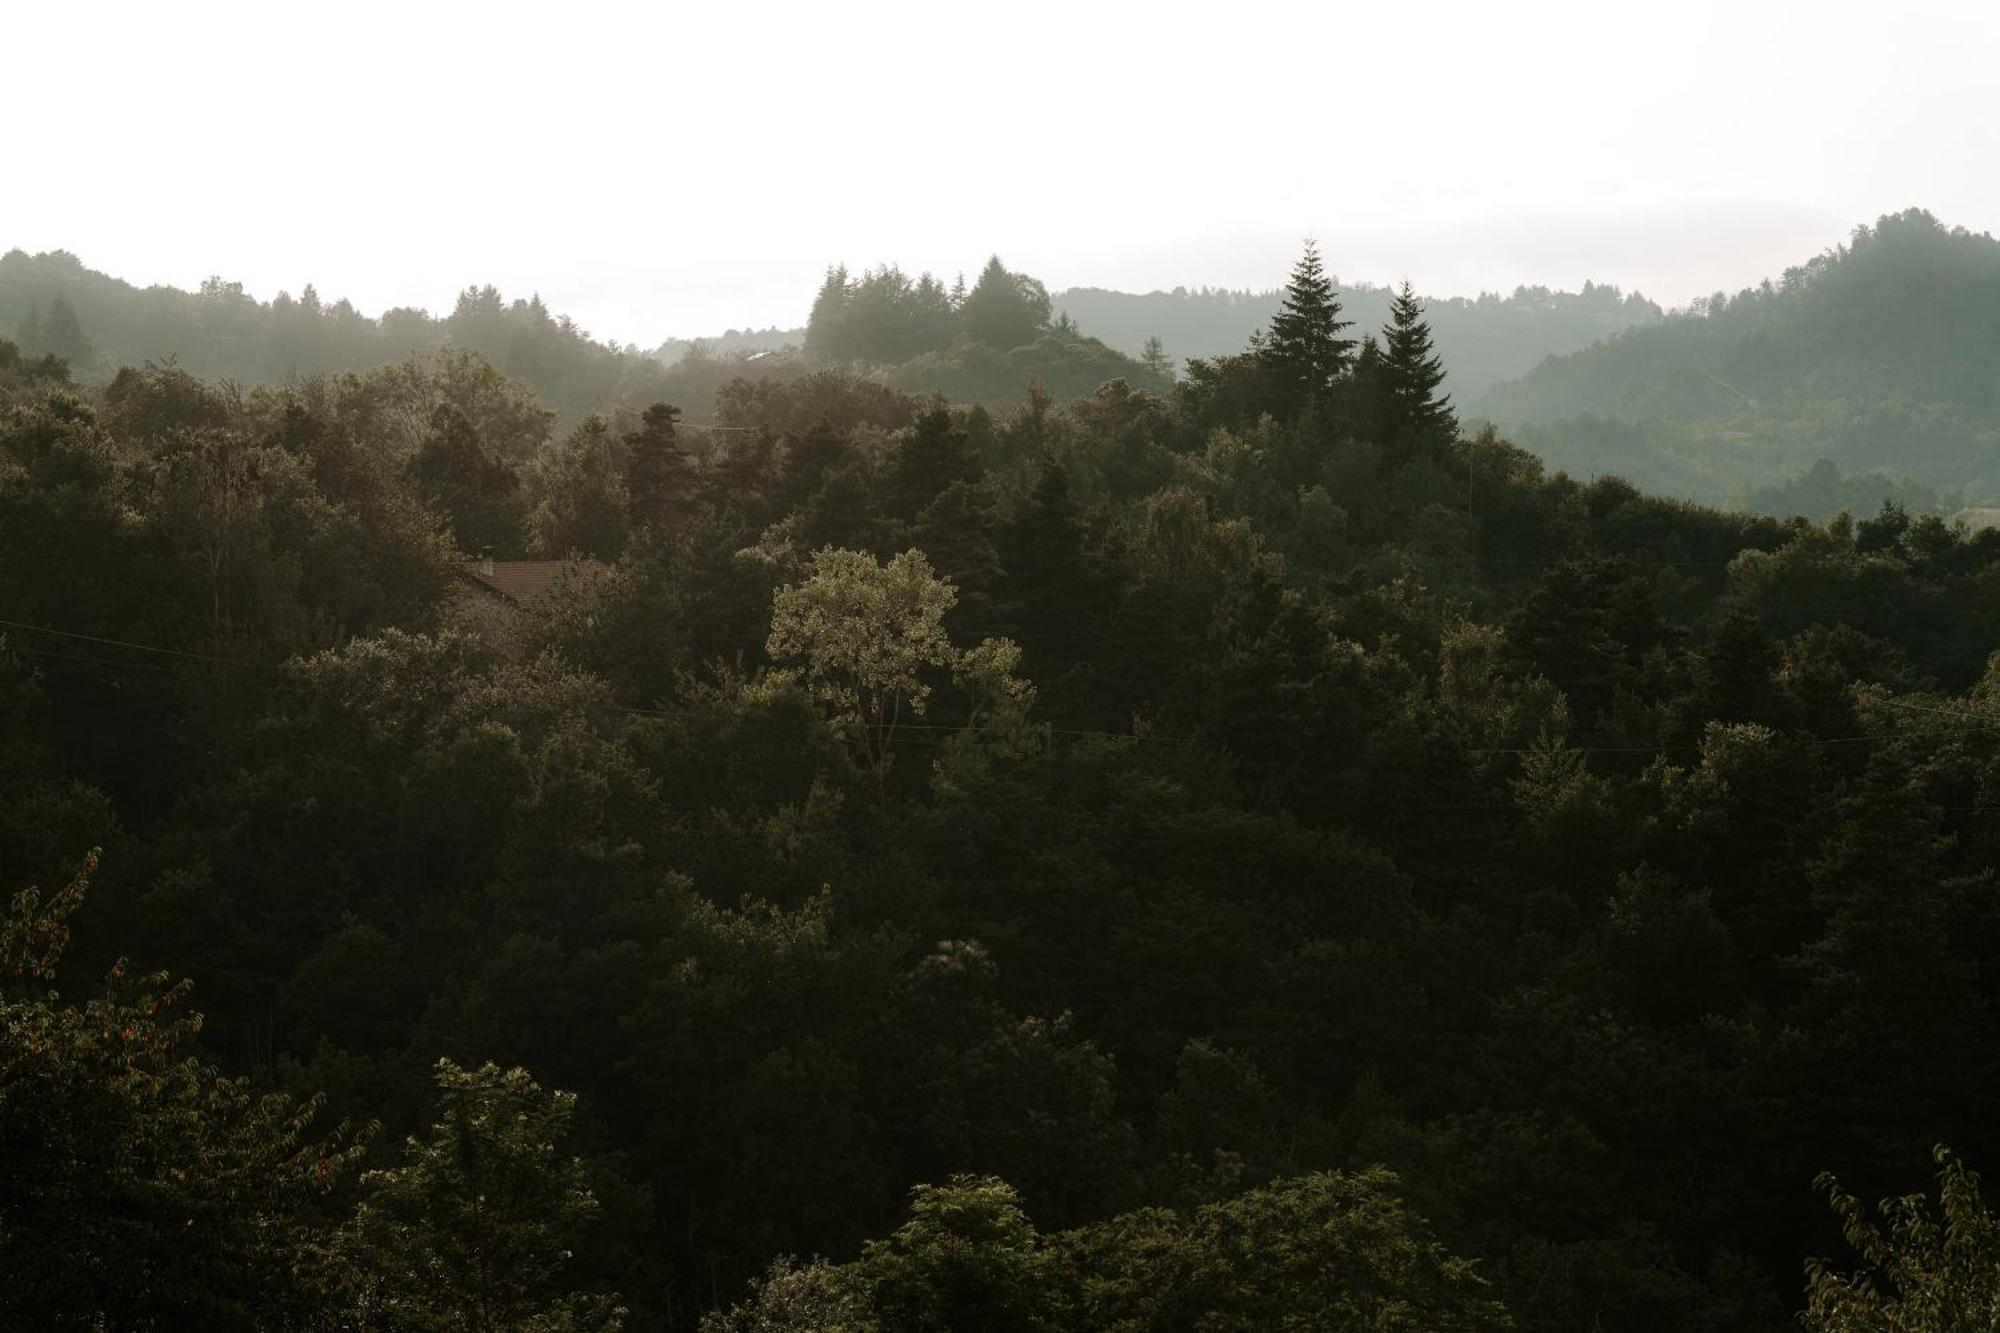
[1473,209,2000,510]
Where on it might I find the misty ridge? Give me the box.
[10,188,2000,1332]
[10,208,1998,522]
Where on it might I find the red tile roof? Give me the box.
[464,559,605,604]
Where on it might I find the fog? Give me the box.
[11,0,1996,341]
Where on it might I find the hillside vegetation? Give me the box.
[4,243,2000,1331]
[1474,209,2000,513]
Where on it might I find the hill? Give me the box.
[1472,209,2000,513]
[0,247,1168,419]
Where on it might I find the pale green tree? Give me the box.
[767,547,1034,803]
[767,547,958,801]
[1804,1147,2000,1332]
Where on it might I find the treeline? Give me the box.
[0,248,687,416]
[4,245,2000,1330]
[0,247,1161,420]
[1476,209,2000,512]
[1053,276,1662,399]
[801,254,1171,402]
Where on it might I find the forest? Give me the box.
[1476,209,2000,515]
[4,239,2000,1331]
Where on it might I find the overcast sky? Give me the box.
[12,0,1997,345]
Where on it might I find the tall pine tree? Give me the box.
[1260,240,1354,416]
[623,401,694,535]
[1380,280,1455,449]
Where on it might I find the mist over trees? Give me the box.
[1475,209,2000,515]
[1052,275,1663,399]
[5,235,2000,1331]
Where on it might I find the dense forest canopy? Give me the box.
[5,237,2000,1331]
[1473,209,2000,516]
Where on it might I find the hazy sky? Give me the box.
[12,0,1998,345]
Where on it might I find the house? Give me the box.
[448,555,608,652]
[461,556,604,606]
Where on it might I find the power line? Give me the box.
[0,616,253,668]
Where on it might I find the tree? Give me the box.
[1380,280,1455,449]
[337,1058,625,1331]
[1060,1169,1513,1331]
[1260,240,1353,414]
[407,402,526,555]
[766,547,959,802]
[0,855,362,1330]
[13,302,41,354]
[857,1177,1054,1333]
[961,257,1051,350]
[41,295,96,373]
[886,406,982,519]
[1804,1147,2000,1331]
[709,1170,1511,1332]
[804,266,852,359]
[623,401,695,535]
[526,413,630,559]
[1141,335,1174,382]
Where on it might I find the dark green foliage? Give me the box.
[707,1170,1511,1332]
[406,402,527,555]
[961,257,1053,351]
[624,401,696,534]
[1381,280,1457,449]
[336,1059,626,1330]
[0,857,364,1330]
[1259,240,1354,415]
[7,246,2000,1333]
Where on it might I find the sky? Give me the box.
[9,0,1998,346]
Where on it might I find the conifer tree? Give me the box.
[804,265,852,359]
[1141,335,1174,381]
[961,257,1051,350]
[1260,240,1353,415]
[623,401,694,534]
[1380,279,1455,447]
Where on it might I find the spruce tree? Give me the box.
[1141,336,1173,382]
[1380,280,1455,448]
[1260,240,1353,415]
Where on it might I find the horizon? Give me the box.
[12,0,1996,347]
[2,199,1965,350]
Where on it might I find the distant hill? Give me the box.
[1471,209,2000,513]
[0,248,1165,419]
[0,247,677,419]
[1052,279,1662,400]
[654,327,802,364]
